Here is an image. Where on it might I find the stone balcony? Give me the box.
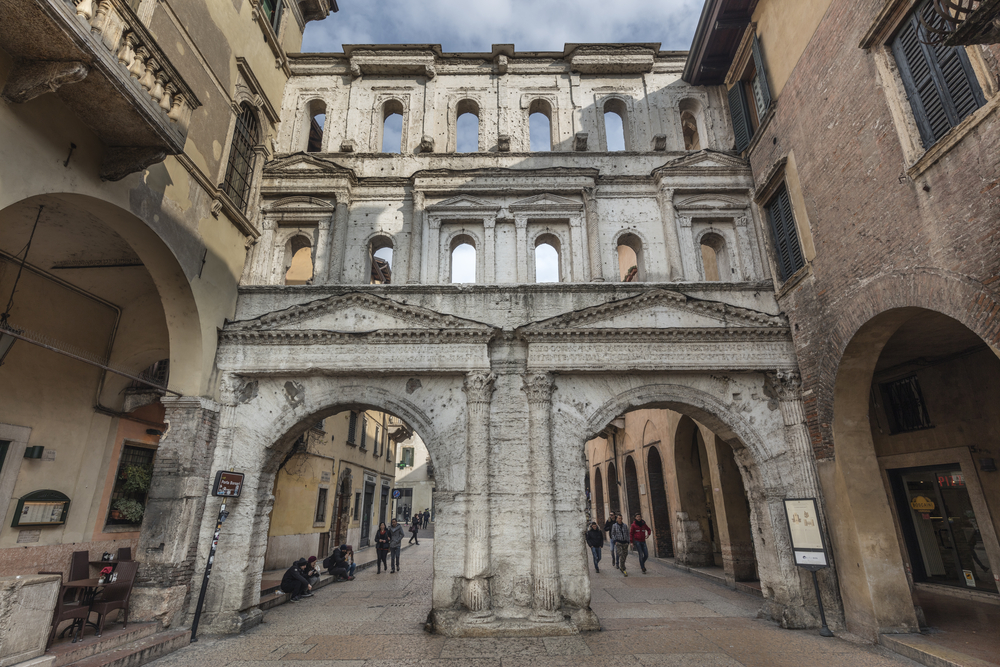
[0,0,200,180]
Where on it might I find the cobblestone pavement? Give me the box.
[150,540,921,667]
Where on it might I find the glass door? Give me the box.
[891,465,993,592]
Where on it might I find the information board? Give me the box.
[783,497,829,570]
[10,490,70,527]
[212,471,244,497]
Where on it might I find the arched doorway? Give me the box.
[624,456,641,520]
[607,462,621,516]
[593,467,606,527]
[831,307,1000,638]
[646,447,673,557]
[673,416,716,567]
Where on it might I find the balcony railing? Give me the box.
[0,0,200,180]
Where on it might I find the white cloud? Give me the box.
[303,0,702,53]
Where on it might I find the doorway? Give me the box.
[360,479,375,547]
[379,484,389,526]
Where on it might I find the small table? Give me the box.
[62,579,107,639]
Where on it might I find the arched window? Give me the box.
[306,99,326,152]
[529,99,552,151]
[603,98,629,151]
[222,103,260,212]
[679,99,705,151]
[456,99,480,152]
[534,233,561,283]
[381,100,404,153]
[369,236,393,285]
[617,233,644,282]
[700,232,730,281]
[284,235,313,285]
[450,236,476,283]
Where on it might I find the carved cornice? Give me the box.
[519,327,792,343]
[219,328,495,345]
[463,372,497,404]
[522,373,555,403]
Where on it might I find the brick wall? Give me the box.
[747,0,1000,459]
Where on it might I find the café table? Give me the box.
[61,578,107,639]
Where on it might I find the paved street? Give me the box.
[150,540,920,667]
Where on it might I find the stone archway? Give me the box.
[646,446,673,557]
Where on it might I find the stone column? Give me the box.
[407,190,425,283]
[312,217,331,284]
[657,186,685,281]
[427,217,441,283]
[328,195,350,283]
[676,214,700,280]
[733,214,757,281]
[568,215,589,281]
[483,217,496,283]
[514,215,528,283]
[765,370,821,500]
[132,395,222,628]
[582,188,604,281]
[462,372,496,617]
[523,373,562,619]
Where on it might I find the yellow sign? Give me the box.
[909,495,935,511]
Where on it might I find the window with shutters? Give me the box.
[359,415,368,450]
[891,1,986,149]
[764,185,805,282]
[347,411,358,445]
[726,31,772,154]
[222,104,260,213]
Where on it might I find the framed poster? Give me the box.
[783,497,829,570]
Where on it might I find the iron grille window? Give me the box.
[222,104,260,213]
[765,185,806,281]
[892,1,985,149]
[315,487,328,523]
[106,444,156,526]
[881,375,933,434]
[347,411,358,445]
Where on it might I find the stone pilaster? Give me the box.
[407,190,425,283]
[764,370,820,500]
[462,372,496,617]
[514,216,528,283]
[582,188,604,282]
[132,394,222,628]
[657,186,685,281]
[312,217,331,283]
[523,373,562,619]
[328,193,350,283]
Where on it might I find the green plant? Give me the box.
[112,498,145,524]
[121,465,152,495]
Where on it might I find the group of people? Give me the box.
[280,543,357,602]
[586,512,652,576]
[373,518,407,573]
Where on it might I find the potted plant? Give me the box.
[121,464,152,495]
[112,498,145,524]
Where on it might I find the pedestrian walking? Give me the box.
[586,521,604,573]
[605,513,619,568]
[281,558,313,601]
[422,509,430,529]
[630,513,652,574]
[610,514,631,576]
[389,517,405,572]
[374,522,391,573]
[409,514,420,545]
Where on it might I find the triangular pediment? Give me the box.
[509,193,583,209]
[652,150,749,175]
[265,195,336,213]
[674,193,747,209]
[227,292,494,334]
[264,153,358,178]
[430,195,498,209]
[520,289,787,334]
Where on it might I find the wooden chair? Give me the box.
[88,561,138,637]
[116,547,132,561]
[69,550,89,581]
[43,574,89,648]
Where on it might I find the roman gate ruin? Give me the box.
[135,45,833,637]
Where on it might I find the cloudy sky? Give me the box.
[303,0,704,54]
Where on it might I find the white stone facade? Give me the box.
[149,45,832,637]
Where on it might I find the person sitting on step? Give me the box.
[281,558,313,601]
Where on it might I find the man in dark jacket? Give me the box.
[586,521,604,573]
[388,518,405,573]
[280,558,312,601]
[604,514,619,568]
[322,546,352,581]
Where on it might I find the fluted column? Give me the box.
[657,186,684,281]
[483,217,496,283]
[582,188,604,281]
[523,372,561,619]
[313,218,331,283]
[462,372,496,617]
[408,190,425,283]
[328,194,350,283]
[514,215,528,283]
[765,370,821,500]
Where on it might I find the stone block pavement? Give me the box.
[149,540,924,667]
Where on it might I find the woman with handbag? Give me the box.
[374,522,391,573]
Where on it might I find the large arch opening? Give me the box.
[831,307,1000,646]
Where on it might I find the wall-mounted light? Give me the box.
[23,446,44,459]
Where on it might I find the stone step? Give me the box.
[48,623,160,667]
[61,629,188,667]
[880,633,998,667]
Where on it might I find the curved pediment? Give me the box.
[509,193,583,211]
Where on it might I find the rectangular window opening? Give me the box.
[881,375,933,434]
[106,444,156,527]
[765,185,806,281]
[315,487,328,524]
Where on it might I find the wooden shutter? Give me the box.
[347,412,357,443]
[751,34,772,113]
[728,84,752,153]
[766,186,805,281]
[892,3,985,148]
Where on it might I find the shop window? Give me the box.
[106,444,155,527]
[891,1,986,149]
[456,99,480,152]
[315,487,328,524]
[603,98,629,151]
[880,375,933,434]
[381,100,404,153]
[401,447,414,468]
[222,103,260,212]
[529,99,553,151]
[764,185,805,281]
[727,33,772,153]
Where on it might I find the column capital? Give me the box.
[463,372,497,404]
[764,369,802,402]
[522,372,555,404]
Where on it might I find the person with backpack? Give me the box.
[586,521,604,573]
[322,546,353,581]
[630,513,653,574]
[374,522,391,573]
[281,558,312,601]
[388,518,405,572]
